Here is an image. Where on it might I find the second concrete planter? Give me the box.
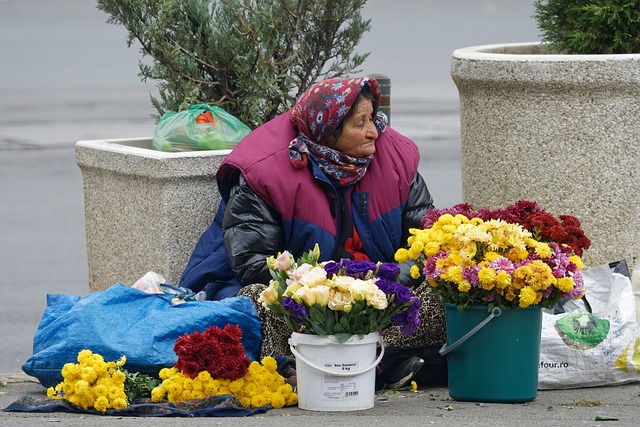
[451,42,640,268]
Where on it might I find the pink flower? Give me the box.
[489,257,515,274]
[274,251,294,270]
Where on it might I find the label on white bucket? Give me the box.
[321,361,360,400]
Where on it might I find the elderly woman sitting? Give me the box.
[180,76,447,389]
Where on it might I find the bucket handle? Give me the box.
[289,335,385,377]
[439,307,502,356]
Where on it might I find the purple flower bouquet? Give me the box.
[259,245,420,342]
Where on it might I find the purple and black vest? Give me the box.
[217,110,420,263]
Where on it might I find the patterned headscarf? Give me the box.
[289,76,387,187]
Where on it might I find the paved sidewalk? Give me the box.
[2,373,640,426]
[6,2,638,425]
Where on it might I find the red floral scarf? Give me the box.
[289,76,387,187]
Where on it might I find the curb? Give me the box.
[0,373,39,385]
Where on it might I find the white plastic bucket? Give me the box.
[289,332,383,411]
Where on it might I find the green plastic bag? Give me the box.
[152,104,251,152]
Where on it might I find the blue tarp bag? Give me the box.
[22,283,262,388]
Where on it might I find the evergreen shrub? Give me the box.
[97,0,371,128]
[533,0,640,54]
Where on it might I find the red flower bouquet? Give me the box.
[173,324,250,380]
[421,200,591,257]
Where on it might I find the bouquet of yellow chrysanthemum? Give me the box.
[150,356,297,408]
[394,213,586,310]
[150,324,297,409]
[46,326,298,412]
[47,350,129,412]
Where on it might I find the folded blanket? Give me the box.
[4,393,268,417]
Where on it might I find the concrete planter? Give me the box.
[76,138,229,292]
[451,42,640,268]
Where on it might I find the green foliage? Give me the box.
[533,0,640,54]
[96,0,371,128]
[122,370,161,402]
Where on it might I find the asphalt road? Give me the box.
[2,374,640,426]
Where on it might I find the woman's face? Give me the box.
[334,99,378,157]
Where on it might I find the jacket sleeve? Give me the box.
[402,172,434,241]
[398,172,435,287]
[222,173,285,286]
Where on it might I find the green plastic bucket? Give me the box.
[440,303,542,402]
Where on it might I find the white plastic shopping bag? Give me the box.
[538,261,640,389]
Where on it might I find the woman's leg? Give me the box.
[380,282,448,388]
[238,284,292,358]
[239,281,448,387]
[382,282,446,349]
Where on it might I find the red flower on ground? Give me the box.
[173,324,250,380]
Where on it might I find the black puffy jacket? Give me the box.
[222,170,434,287]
